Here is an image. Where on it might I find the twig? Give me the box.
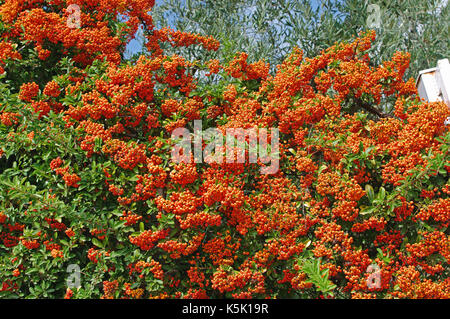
[355,98,393,119]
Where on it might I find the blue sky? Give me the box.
[124,0,165,59]
[124,0,331,59]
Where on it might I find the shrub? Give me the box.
[0,1,448,299]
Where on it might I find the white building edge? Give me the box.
[416,58,450,125]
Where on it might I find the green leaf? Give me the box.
[378,187,386,201]
[92,238,104,248]
[365,184,375,202]
[300,258,336,297]
[360,206,376,216]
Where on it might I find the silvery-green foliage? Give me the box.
[148,0,448,80]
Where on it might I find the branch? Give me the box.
[355,98,393,119]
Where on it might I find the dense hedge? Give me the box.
[0,1,449,299]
